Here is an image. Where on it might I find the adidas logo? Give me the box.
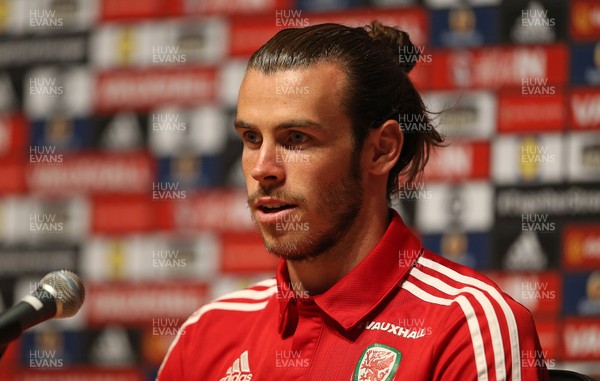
[219,350,253,381]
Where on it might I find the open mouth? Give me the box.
[257,204,296,214]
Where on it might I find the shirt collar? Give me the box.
[276,210,423,334]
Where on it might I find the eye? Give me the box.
[289,131,307,144]
[243,131,262,145]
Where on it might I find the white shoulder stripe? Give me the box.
[402,281,488,381]
[417,256,521,381]
[252,278,277,288]
[411,267,506,381]
[157,300,270,377]
[215,285,277,302]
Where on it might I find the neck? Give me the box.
[286,198,391,296]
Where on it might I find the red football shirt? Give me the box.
[158,212,549,381]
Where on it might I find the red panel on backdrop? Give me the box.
[570,88,600,130]
[430,44,568,90]
[100,0,182,21]
[91,194,158,234]
[221,231,278,273]
[498,90,566,133]
[95,67,217,113]
[0,158,26,194]
[184,0,293,16]
[26,151,154,195]
[229,7,429,57]
[0,112,28,157]
[86,282,207,327]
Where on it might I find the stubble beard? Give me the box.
[249,155,364,262]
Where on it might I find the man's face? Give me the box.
[235,62,364,261]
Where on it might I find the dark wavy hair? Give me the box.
[247,21,444,201]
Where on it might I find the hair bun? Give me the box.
[364,21,417,74]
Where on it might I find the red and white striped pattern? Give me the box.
[403,254,522,381]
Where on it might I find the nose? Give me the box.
[250,142,285,186]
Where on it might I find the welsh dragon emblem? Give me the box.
[353,344,401,381]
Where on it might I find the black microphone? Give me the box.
[0,270,85,347]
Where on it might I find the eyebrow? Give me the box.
[233,119,323,131]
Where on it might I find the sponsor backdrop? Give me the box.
[0,0,598,379]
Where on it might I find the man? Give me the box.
[158,21,549,381]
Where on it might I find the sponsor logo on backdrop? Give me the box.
[571,0,600,40]
[496,185,600,217]
[563,225,600,269]
[424,141,490,181]
[88,327,136,366]
[568,132,600,181]
[430,6,499,47]
[493,135,563,184]
[563,318,600,360]
[504,231,549,270]
[424,90,495,139]
[0,247,77,276]
[571,42,600,86]
[432,44,567,89]
[0,36,86,67]
[510,2,556,43]
[416,182,493,234]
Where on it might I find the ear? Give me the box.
[363,119,403,176]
